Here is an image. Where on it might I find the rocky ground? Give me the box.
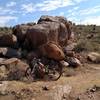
[0,63,100,100]
[0,16,100,100]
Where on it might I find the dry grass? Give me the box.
[74,25,100,53]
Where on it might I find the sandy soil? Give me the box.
[0,63,100,100]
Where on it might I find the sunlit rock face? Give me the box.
[13,15,73,60]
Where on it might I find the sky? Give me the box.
[0,0,100,27]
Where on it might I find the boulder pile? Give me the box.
[0,15,82,80]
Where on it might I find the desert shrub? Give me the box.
[74,39,88,52]
[74,39,100,53]
[0,27,12,36]
[91,35,100,44]
[74,25,100,53]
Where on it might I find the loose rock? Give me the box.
[60,60,69,67]
[0,58,29,80]
[87,52,100,63]
[0,34,18,48]
[67,57,82,67]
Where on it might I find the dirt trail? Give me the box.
[0,63,100,100]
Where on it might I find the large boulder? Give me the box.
[12,23,36,47]
[13,16,74,60]
[38,15,72,42]
[0,34,17,48]
[87,52,100,63]
[24,16,74,60]
[0,47,21,58]
[39,42,65,60]
[24,22,65,60]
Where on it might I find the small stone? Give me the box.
[42,86,49,91]
[60,60,69,67]
[0,81,8,95]
[62,93,68,99]
[67,57,81,67]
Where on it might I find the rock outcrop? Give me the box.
[0,34,17,48]
[12,23,36,47]
[38,15,72,37]
[22,15,73,60]
[39,42,65,60]
[0,58,28,80]
[37,15,72,45]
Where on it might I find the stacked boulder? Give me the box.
[0,58,28,80]
[0,15,82,81]
[22,15,74,60]
[0,34,17,48]
[12,22,36,48]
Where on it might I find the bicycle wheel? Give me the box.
[25,67,34,80]
[47,65,62,81]
[34,65,45,79]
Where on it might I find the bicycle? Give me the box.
[25,58,62,81]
